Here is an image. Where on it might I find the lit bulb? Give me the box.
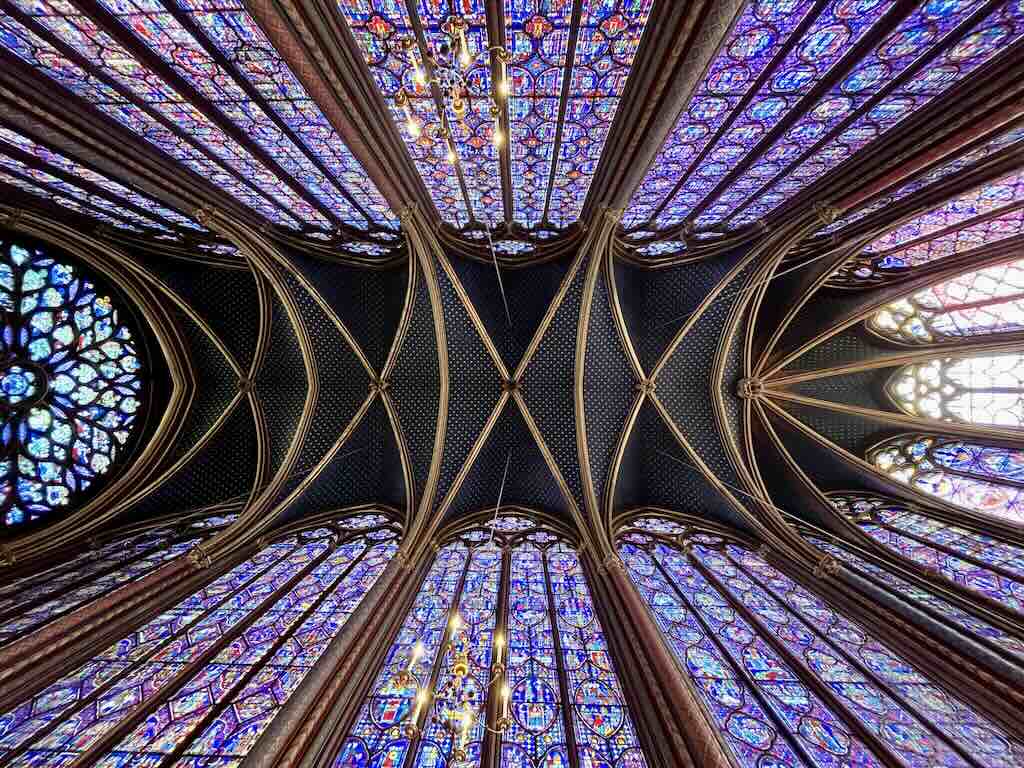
[447,147,457,163]
[459,45,471,69]
[407,118,421,139]
[413,66,426,86]
[492,128,504,148]
[451,613,462,631]
[498,78,510,97]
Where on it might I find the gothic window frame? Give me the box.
[331,508,651,768]
[0,509,403,765]
[614,510,1024,768]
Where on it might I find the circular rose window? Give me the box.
[1,239,144,528]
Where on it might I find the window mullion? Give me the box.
[154,535,376,765]
[542,546,581,768]
[69,537,337,765]
[647,545,817,768]
[687,548,905,768]
[721,547,987,768]
[0,538,307,766]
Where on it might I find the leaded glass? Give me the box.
[333,522,647,768]
[334,1,469,226]
[0,5,301,228]
[0,125,201,232]
[869,258,1024,343]
[821,123,1024,235]
[829,493,1024,613]
[0,528,199,646]
[0,521,398,764]
[809,535,1024,660]
[625,0,1024,233]
[728,2,1024,229]
[1,239,145,529]
[545,0,654,229]
[618,522,1024,768]
[886,354,1024,426]
[868,434,1024,524]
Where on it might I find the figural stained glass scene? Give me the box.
[2,0,1024,766]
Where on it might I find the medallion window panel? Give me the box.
[836,174,1024,287]
[806,533,1024,663]
[868,435,1024,524]
[868,256,1024,344]
[829,493,1024,614]
[0,239,146,530]
[333,515,650,768]
[726,1,1024,230]
[617,518,1024,768]
[0,3,304,228]
[0,527,197,647]
[886,354,1024,427]
[0,516,400,765]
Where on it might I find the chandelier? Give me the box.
[394,15,512,159]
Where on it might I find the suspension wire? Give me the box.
[486,448,513,550]
[654,250,833,329]
[487,223,513,327]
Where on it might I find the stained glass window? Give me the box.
[821,123,1024,236]
[625,0,1024,233]
[828,493,1024,613]
[869,257,1024,343]
[886,354,1024,426]
[617,518,1024,768]
[0,527,196,646]
[807,534,1024,662]
[1,238,145,529]
[868,433,1024,524]
[835,172,1024,286]
[0,3,302,228]
[333,516,648,768]
[0,515,400,764]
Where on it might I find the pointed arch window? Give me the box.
[868,257,1024,344]
[834,172,1024,286]
[333,515,648,768]
[885,354,1024,427]
[0,515,233,647]
[829,493,1024,614]
[0,513,399,764]
[616,517,1024,768]
[867,434,1024,524]
[804,529,1024,664]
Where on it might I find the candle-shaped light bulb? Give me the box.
[407,118,421,139]
[459,38,471,69]
[492,127,504,148]
[499,78,510,97]
[447,146,457,163]
[451,613,462,631]
[501,683,510,719]
[460,703,472,747]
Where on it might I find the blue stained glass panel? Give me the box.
[334,0,470,225]
[658,0,894,231]
[730,1,1024,228]
[547,1,655,228]
[624,0,817,229]
[0,240,145,529]
[170,0,397,229]
[333,542,468,767]
[0,5,302,228]
[546,543,648,767]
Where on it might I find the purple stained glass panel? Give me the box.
[0,8,299,227]
[731,1,1024,228]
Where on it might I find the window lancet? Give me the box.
[0,515,235,647]
[1,239,145,529]
[617,516,1024,768]
[333,515,648,768]
[885,354,1024,427]
[0,514,399,764]
[868,434,1024,524]
[829,493,1024,614]
[869,257,1024,344]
